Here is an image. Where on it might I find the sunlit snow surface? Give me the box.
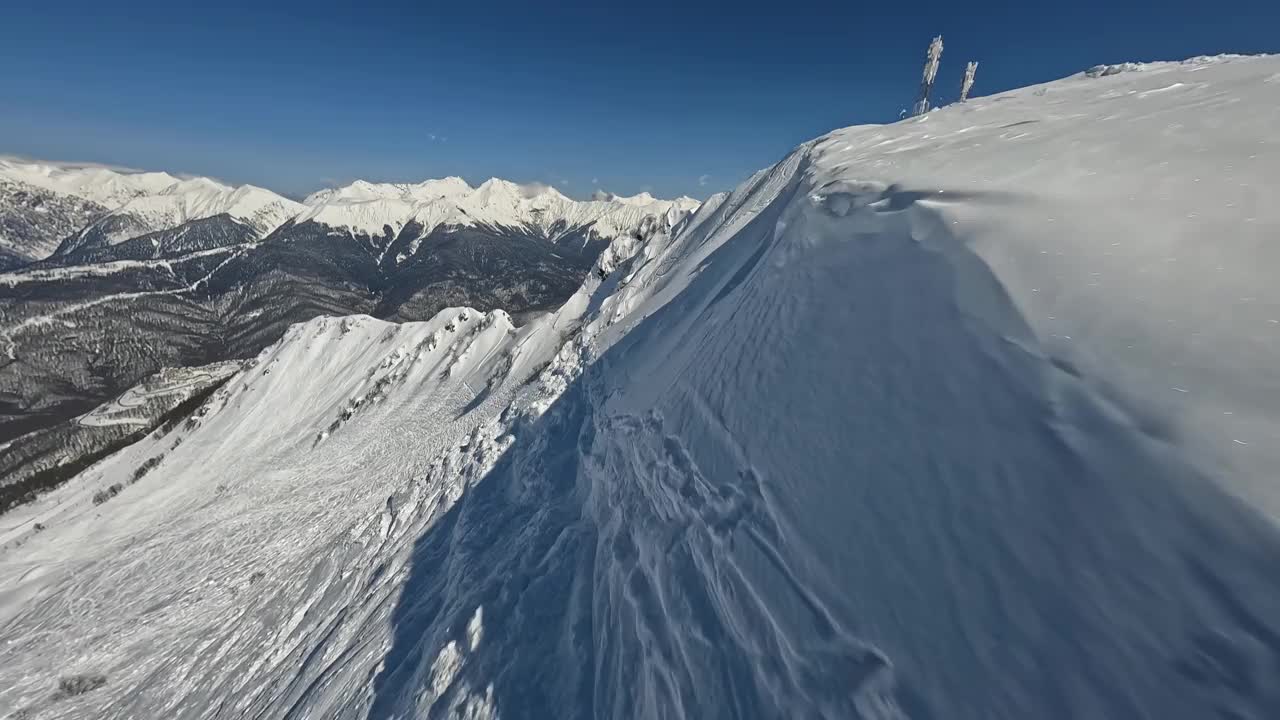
[4,55,1280,719]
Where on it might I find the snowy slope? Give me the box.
[4,54,1280,720]
[0,307,564,718]
[298,176,701,243]
[0,360,243,513]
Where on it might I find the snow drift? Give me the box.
[3,55,1280,720]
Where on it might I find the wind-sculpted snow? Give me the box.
[4,54,1280,720]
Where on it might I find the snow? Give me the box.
[4,54,1280,719]
[0,158,303,255]
[297,176,702,242]
[0,177,107,263]
[76,362,242,429]
[302,177,474,206]
[807,53,1280,517]
[1,158,694,261]
[65,180,303,251]
[0,157,185,210]
[108,180,302,236]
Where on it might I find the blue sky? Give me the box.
[2,0,1275,200]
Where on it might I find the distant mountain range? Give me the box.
[0,158,296,269]
[0,157,697,269]
[0,156,699,459]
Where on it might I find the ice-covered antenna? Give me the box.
[960,61,978,101]
[912,35,944,117]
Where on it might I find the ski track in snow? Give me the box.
[3,54,1280,720]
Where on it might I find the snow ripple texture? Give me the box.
[4,54,1280,720]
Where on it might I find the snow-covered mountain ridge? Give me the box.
[296,176,701,242]
[0,156,700,265]
[0,157,187,210]
[54,178,303,257]
[3,54,1280,720]
[0,158,303,260]
[0,179,108,269]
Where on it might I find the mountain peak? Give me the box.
[612,191,655,205]
[299,175,699,241]
[2,154,700,263]
[0,157,185,210]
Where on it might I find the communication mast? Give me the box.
[960,61,978,101]
[912,35,944,116]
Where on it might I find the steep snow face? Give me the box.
[5,54,1280,720]
[297,176,701,241]
[808,54,1280,515]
